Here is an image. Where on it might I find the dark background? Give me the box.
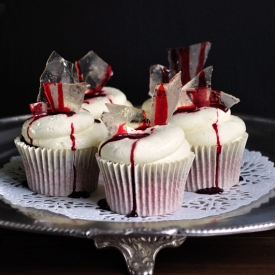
[1,0,275,118]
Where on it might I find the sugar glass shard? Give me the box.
[75,51,113,92]
[183,66,213,91]
[219,91,240,109]
[101,112,127,136]
[150,72,181,126]
[38,51,78,102]
[149,64,174,96]
[29,101,48,118]
[43,82,86,113]
[167,41,211,85]
[105,104,146,123]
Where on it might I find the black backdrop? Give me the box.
[1,0,275,118]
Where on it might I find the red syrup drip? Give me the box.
[196,42,208,75]
[70,123,76,150]
[68,164,90,198]
[128,140,139,217]
[26,117,40,146]
[75,61,84,82]
[97,198,111,211]
[195,109,224,195]
[98,131,151,217]
[213,110,222,188]
[153,84,168,125]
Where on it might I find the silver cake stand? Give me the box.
[1,114,275,275]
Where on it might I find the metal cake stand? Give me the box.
[1,114,275,275]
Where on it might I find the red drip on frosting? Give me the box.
[70,123,76,151]
[212,109,222,188]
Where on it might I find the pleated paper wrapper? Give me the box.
[186,133,248,191]
[96,153,195,217]
[14,137,99,197]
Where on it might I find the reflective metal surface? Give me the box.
[0,113,275,238]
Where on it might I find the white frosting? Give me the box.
[22,109,109,150]
[81,87,132,118]
[99,124,192,164]
[170,107,246,146]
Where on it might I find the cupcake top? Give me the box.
[170,66,246,146]
[23,52,109,150]
[22,108,108,150]
[98,72,192,164]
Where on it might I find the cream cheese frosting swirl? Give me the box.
[82,87,132,118]
[22,109,109,150]
[99,124,191,164]
[170,107,246,146]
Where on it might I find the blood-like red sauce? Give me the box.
[75,61,84,82]
[98,131,151,217]
[196,109,224,194]
[153,84,168,125]
[70,123,76,151]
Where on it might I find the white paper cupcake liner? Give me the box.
[96,153,195,217]
[14,137,99,197]
[186,133,248,192]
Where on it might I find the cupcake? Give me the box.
[75,51,132,118]
[15,52,109,197]
[170,66,248,193]
[96,73,195,217]
[141,41,212,117]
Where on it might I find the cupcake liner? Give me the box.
[96,153,195,217]
[14,137,99,197]
[186,133,248,192]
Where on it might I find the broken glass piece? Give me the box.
[148,64,174,96]
[75,51,113,92]
[105,104,149,130]
[183,66,213,91]
[106,104,146,123]
[101,112,127,136]
[167,41,211,85]
[37,51,78,102]
[29,101,48,118]
[43,82,86,113]
[150,72,181,126]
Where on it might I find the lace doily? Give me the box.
[0,150,274,222]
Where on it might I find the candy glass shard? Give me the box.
[75,51,113,91]
[101,112,127,136]
[44,82,86,113]
[167,41,211,85]
[29,101,48,118]
[149,64,173,96]
[166,72,181,117]
[38,51,78,102]
[219,91,240,109]
[105,104,146,123]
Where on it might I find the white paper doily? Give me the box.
[0,149,274,222]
